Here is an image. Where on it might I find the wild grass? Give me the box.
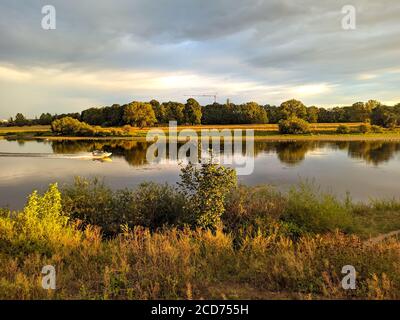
[3,123,400,141]
[2,177,400,299]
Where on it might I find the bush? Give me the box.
[278,117,310,134]
[178,162,237,230]
[282,182,353,234]
[358,123,371,134]
[336,125,351,134]
[51,117,128,137]
[62,178,186,236]
[0,184,81,257]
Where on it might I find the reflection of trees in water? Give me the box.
[49,139,400,168]
[275,141,319,166]
[51,140,152,166]
[347,141,400,165]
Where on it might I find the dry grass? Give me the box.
[2,183,400,300]
[6,123,400,141]
[1,226,400,300]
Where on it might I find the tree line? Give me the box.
[3,98,400,128]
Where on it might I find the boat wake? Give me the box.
[0,152,107,160]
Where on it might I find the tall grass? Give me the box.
[2,177,400,299]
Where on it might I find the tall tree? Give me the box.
[184,98,202,125]
[14,113,27,126]
[123,102,157,128]
[279,99,307,120]
[162,101,185,124]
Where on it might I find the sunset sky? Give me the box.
[0,0,399,118]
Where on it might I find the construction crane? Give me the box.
[184,93,218,104]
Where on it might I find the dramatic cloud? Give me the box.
[0,0,399,118]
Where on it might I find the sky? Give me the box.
[0,0,399,119]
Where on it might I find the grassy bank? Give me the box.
[1,164,400,300]
[2,123,400,141]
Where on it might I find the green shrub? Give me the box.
[358,123,371,134]
[0,184,81,256]
[336,125,351,134]
[278,117,310,134]
[179,162,237,230]
[117,182,187,229]
[62,178,187,236]
[51,117,127,137]
[62,177,117,235]
[282,182,353,234]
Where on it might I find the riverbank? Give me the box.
[2,124,400,142]
[2,174,400,300]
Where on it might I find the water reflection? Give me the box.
[2,138,400,208]
[48,139,400,167]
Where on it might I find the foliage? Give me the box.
[279,99,307,120]
[3,171,400,299]
[178,162,237,230]
[336,124,351,134]
[0,184,81,257]
[278,117,311,134]
[14,113,28,126]
[8,98,400,129]
[306,106,319,123]
[282,182,353,234]
[371,105,399,128]
[162,101,185,124]
[62,178,186,236]
[358,123,371,134]
[184,98,202,125]
[51,117,127,137]
[123,102,157,128]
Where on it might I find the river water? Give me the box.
[1,138,400,209]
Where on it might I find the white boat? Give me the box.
[92,150,112,159]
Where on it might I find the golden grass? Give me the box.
[3,123,400,142]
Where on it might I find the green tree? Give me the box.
[306,106,319,123]
[162,101,185,124]
[184,98,202,125]
[371,105,399,128]
[349,102,370,122]
[366,100,381,111]
[39,113,53,125]
[239,102,268,124]
[178,162,237,230]
[123,102,157,128]
[14,113,27,126]
[264,105,280,123]
[149,99,166,124]
[279,99,307,120]
[81,107,105,126]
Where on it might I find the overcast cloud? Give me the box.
[0,0,399,118]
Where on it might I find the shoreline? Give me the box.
[3,133,400,142]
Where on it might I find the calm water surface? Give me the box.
[1,138,400,209]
